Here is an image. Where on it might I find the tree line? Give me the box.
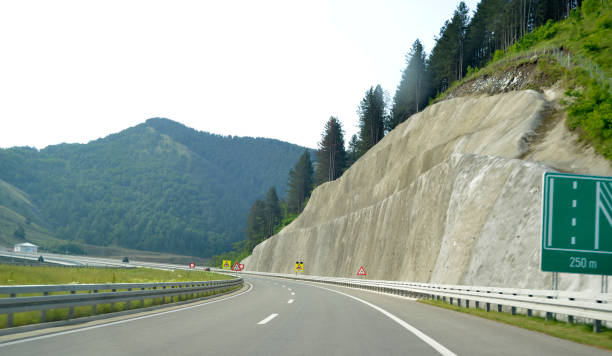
[217,0,586,265]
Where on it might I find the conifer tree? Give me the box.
[264,187,281,237]
[389,39,428,130]
[315,117,347,185]
[347,134,360,166]
[357,85,387,156]
[245,200,266,251]
[286,151,313,214]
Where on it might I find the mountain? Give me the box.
[0,118,308,257]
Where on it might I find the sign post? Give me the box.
[541,172,612,276]
[232,262,241,276]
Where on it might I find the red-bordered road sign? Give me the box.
[357,266,367,276]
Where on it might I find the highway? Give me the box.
[0,274,608,356]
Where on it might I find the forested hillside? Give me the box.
[0,118,306,257]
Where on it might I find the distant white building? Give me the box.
[14,242,38,254]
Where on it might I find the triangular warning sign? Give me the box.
[232,263,241,271]
[357,266,366,276]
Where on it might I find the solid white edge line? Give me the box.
[0,282,253,348]
[311,284,457,356]
[257,313,278,325]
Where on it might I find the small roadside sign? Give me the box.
[295,261,304,272]
[232,263,241,271]
[357,266,367,276]
[189,262,195,269]
[222,260,231,269]
[239,263,245,270]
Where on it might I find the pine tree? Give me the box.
[389,39,428,130]
[315,117,347,185]
[357,85,387,156]
[264,187,281,237]
[429,2,470,95]
[245,200,266,251]
[286,151,314,214]
[347,134,360,166]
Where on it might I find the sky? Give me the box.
[0,0,479,150]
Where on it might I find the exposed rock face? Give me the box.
[244,90,611,291]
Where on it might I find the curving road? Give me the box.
[0,274,608,356]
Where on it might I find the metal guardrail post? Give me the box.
[594,320,602,332]
[92,289,98,315]
[69,290,76,318]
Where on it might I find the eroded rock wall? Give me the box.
[244,90,611,291]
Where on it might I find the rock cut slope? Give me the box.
[245,89,611,291]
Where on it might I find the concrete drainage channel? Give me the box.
[0,278,243,334]
[221,269,611,333]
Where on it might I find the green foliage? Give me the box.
[287,151,314,214]
[13,225,25,239]
[46,242,88,255]
[264,187,281,237]
[0,118,306,257]
[465,65,478,77]
[389,39,429,130]
[567,80,612,159]
[315,117,347,184]
[357,85,387,157]
[346,134,360,167]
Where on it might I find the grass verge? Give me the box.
[0,264,232,285]
[419,299,612,351]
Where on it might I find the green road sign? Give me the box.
[541,172,612,275]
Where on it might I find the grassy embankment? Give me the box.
[0,265,237,328]
[419,299,611,350]
[446,0,612,161]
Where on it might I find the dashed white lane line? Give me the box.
[310,285,457,356]
[288,299,294,304]
[288,288,292,291]
[257,313,279,325]
[291,292,295,296]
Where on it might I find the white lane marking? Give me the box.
[281,285,286,288]
[291,292,295,296]
[288,288,292,291]
[311,285,456,356]
[0,283,253,347]
[288,299,294,304]
[257,313,278,325]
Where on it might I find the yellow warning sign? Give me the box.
[295,261,304,272]
[222,260,231,269]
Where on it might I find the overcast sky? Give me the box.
[0,0,479,150]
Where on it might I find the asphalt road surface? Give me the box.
[1,275,608,356]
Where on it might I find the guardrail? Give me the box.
[223,269,611,332]
[0,278,243,328]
